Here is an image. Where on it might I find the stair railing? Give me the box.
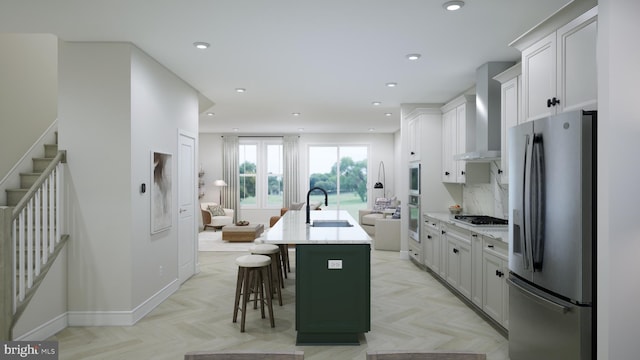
[1,150,68,340]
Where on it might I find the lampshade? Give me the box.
[213,179,227,187]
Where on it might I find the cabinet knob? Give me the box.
[547,97,561,107]
[444,171,450,176]
[427,235,432,239]
[488,244,494,248]
[472,234,478,238]
[498,169,503,174]
[442,230,446,234]
[411,151,415,155]
[453,248,459,254]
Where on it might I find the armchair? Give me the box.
[200,202,234,230]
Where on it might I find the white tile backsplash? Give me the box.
[462,161,508,219]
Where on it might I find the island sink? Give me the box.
[311,220,353,227]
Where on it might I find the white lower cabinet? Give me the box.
[408,237,423,265]
[423,216,441,273]
[471,233,483,307]
[443,225,472,300]
[419,219,509,331]
[482,237,509,329]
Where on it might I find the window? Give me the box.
[308,145,368,219]
[239,139,283,208]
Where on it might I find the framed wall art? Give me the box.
[151,151,172,234]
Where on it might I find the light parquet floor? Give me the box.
[49,250,509,360]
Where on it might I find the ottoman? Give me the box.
[222,224,265,242]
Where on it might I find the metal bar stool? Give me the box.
[249,244,283,306]
[232,254,275,332]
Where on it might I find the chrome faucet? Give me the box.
[306,187,328,224]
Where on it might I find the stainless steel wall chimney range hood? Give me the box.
[454,61,514,162]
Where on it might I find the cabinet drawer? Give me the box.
[483,237,508,259]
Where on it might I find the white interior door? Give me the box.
[178,130,196,284]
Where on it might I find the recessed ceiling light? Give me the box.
[385,113,393,117]
[372,101,382,106]
[368,128,375,132]
[206,112,214,116]
[406,53,421,61]
[385,82,397,88]
[292,112,301,116]
[235,88,246,93]
[443,1,464,11]
[193,42,210,49]
[298,128,305,132]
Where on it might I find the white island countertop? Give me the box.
[262,209,372,245]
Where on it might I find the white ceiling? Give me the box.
[0,0,571,134]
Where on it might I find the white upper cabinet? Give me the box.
[441,95,486,183]
[441,108,456,182]
[407,116,421,162]
[494,63,522,185]
[520,7,597,122]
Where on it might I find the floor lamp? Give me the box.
[213,179,227,206]
[374,161,385,198]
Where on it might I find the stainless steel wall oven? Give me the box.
[408,194,420,242]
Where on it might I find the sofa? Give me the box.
[358,197,400,235]
[358,209,385,236]
[358,209,400,251]
[373,217,401,251]
[200,202,234,230]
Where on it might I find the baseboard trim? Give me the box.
[68,279,179,326]
[14,313,67,341]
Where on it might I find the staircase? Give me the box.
[1,132,68,340]
[5,134,59,206]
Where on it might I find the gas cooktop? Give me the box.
[453,215,508,226]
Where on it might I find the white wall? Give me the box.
[130,46,199,306]
[0,34,58,204]
[597,1,640,358]
[58,41,198,326]
[59,42,134,313]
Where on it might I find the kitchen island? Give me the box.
[262,209,372,345]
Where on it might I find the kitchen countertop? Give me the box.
[262,209,372,245]
[424,212,509,243]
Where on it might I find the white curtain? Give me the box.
[283,135,300,207]
[222,136,239,222]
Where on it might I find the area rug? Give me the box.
[198,229,264,252]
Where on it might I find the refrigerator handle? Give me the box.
[522,134,534,271]
[507,277,571,314]
[531,133,546,271]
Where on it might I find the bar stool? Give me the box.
[232,254,275,332]
[279,244,290,278]
[249,244,283,306]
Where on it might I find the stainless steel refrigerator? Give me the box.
[508,110,596,360]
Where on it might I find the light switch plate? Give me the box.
[328,259,343,269]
